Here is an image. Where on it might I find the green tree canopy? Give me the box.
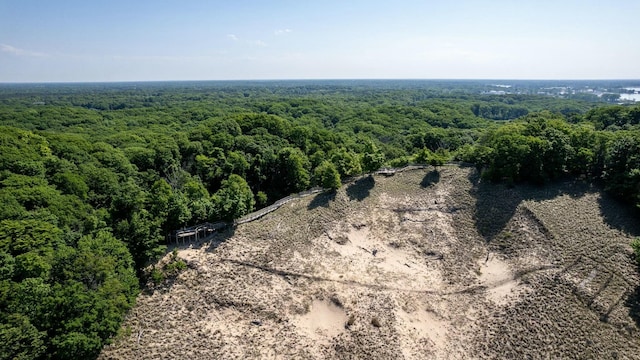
[313,161,342,190]
[212,174,255,221]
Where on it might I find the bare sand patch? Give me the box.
[295,299,348,342]
[397,308,449,349]
[478,254,526,305]
[478,254,511,283]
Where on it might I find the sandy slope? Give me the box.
[100,166,640,359]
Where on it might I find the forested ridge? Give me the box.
[0,81,639,359]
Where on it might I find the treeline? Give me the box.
[458,107,640,210]
[0,82,638,359]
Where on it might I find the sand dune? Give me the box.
[101,166,640,359]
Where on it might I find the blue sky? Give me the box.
[1,0,638,82]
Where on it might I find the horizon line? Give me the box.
[2,78,640,85]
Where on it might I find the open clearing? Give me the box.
[101,165,640,359]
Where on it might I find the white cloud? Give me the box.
[0,43,48,57]
[227,34,239,41]
[274,29,292,35]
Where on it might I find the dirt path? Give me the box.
[100,166,640,359]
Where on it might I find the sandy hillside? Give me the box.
[100,166,640,359]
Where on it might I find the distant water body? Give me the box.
[620,93,640,101]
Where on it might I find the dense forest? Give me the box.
[0,80,639,359]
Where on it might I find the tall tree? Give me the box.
[276,147,310,194]
[212,174,255,221]
[313,161,342,190]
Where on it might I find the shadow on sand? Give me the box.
[597,193,640,237]
[470,170,640,329]
[626,282,640,328]
[307,190,337,210]
[469,171,592,243]
[346,175,375,201]
[420,169,440,188]
[596,194,640,329]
